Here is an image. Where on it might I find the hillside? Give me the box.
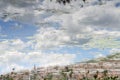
[86,52,120,63]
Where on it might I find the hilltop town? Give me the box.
[0,53,120,80]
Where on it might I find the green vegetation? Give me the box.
[0,75,13,80]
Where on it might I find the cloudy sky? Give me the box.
[0,0,120,74]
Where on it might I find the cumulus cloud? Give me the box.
[0,50,76,74]
[27,52,76,66]
[29,27,92,50]
[0,63,26,74]
[42,0,120,49]
[93,52,105,58]
[0,38,76,73]
[3,0,115,50]
[110,48,120,54]
[31,3,120,49]
[0,0,39,8]
[82,38,120,49]
[0,39,26,52]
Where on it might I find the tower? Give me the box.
[34,64,36,71]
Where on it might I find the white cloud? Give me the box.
[0,50,76,73]
[32,8,120,49]
[29,27,91,50]
[93,52,105,58]
[31,27,71,50]
[0,39,26,52]
[0,50,26,74]
[4,51,25,64]
[110,48,120,54]
[0,0,39,8]
[27,52,76,66]
[0,38,76,73]
[92,30,120,38]
[1,63,26,74]
[37,0,119,49]
[82,38,120,49]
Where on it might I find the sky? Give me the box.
[0,0,120,74]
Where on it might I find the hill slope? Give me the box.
[86,52,120,63]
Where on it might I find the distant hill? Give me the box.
[86,53,120,63]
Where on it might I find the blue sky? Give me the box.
[0,20,37,40]
[0,0,120,74]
